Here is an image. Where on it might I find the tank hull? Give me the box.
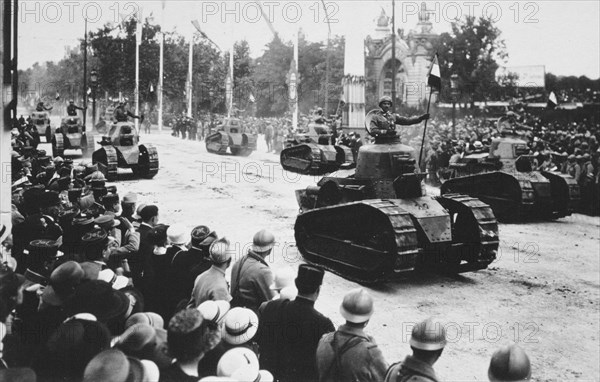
[441,170,579,221]
[280,142,354,174]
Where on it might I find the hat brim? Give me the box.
[340,305,372,324]
[222,311,259,345]
[409,337,446,351]
[252,243,274,253]
[112,275,129,290]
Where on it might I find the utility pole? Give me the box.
[83,18,87,129]
[391,0,396,112]
[158,1,165,131]
[187,31,193,118]
[322,0,331,116]
[135,15,141,131]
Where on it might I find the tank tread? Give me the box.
[295,199,420,284]
[93,146,118,181]
[437,193,499,272]
[281,144,323,174]
[206,132,228,155]
[136,144,159,179]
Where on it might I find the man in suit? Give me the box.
[257,264,335,382]
[134,205,159,295]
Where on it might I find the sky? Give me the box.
[15,0,600,79]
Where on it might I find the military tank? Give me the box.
[293,112,499,284]
[30,111,52,142]
[205,118,256,156]
[52,116,90,157]
[280,122,355,174]
[441,131,580,222]
[92,121,158,181]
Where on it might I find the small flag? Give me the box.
[249,93,255,103]
[427,53,441,92]
[547,91,558,109]
[87,88,92,95]
[150,83,154,93]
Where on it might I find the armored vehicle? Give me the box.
[293,114,499,284]
[92,121,158,181]
[280,122,355,174]
[441,134,579,221]
[31,111,52,142]
[51,116,89,157]
[205,118,257,156]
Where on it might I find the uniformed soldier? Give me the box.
[230,229,277,312]
[488,344,531,381]
[66,100,84,116]
[384,317,447,382]
[370,96,429,137]
[36,100,52,112]
[317,288,387,382]
[314,107,328,125]
[114,101,142,123]
[257,264,334,382]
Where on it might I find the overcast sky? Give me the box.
[16,1,600,78]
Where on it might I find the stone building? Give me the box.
[364,5,438,109]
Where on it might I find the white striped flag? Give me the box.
[427,54,441,92]
[249,93,255,103]
[547,91,558,109]
[150,83,154,93]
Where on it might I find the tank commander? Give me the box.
[66,100,85,116]
[36,100,53,112]
[313,107,329,125]
[114,101,143,123]
[370,96,429,137]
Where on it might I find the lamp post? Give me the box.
[450,74,459,139]
[90,69,98,128]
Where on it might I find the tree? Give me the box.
[435,16,507,107]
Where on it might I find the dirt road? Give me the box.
[46,128,600,382]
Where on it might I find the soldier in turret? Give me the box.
[36,99,53,112]
[370,96,429,137]
[114,101,142,123]
[66,100,84,116]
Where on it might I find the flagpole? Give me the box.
[293,28,298,130]
[135,15,140,131]
[158,1,164,131]
[418,88,433,169]
[187,30,193,118]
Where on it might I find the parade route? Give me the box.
[45,128,598,382]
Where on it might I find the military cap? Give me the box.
[295,264,324,291]
[53,156,64,165]
[81,227,109,245]
[488,344,531,382]
[94,214,120,228]
[138,205,159,222]
[583,153,591,160]
[191,225,216,243]
[106,185,117,194]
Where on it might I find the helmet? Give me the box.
[340,288,374,323]
[378,96,393,107]
[69,100,74,104]
[409,318,446,351]
[488,344,531,382]
[473,141,483,149]
[252,229,275,253]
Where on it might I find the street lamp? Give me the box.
[90,70,98,127]
[450,74,459,139]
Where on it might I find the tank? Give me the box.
[205,118,257,156]
[52,116,90,157]
[30,111,52,142]
[280,122,355,174]
[294,122,499,284]
[440,135,580,221]
[92,121,159,181]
